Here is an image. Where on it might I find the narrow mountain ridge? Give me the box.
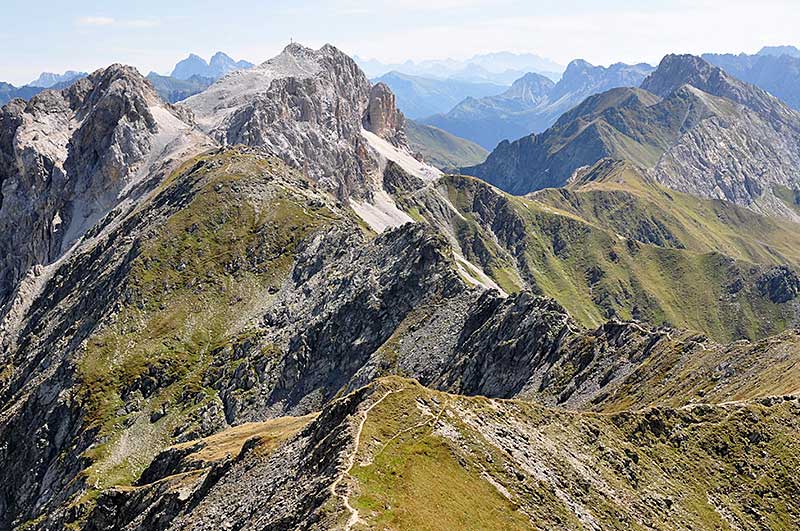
[2,42,800,531]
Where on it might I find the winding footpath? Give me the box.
[331,388,404,531]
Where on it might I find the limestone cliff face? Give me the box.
[184,44,409,199]
[363,82,406,146]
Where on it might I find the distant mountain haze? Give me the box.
[756,45,800,58]
[355,51,563,84]
[0,72,87,106]
[171,52,254,80]
[372,71,507,119]
[146,72,214,103]
[28,70,87,88]
[426,60,653,149]
[703,50,800,110]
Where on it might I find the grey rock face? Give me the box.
[363,82,405,145]
[757,266,800,303]
[209,222,465,421]
[0,64,210,315]
[185,44,407,199]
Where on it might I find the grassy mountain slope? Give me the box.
[405,120,488,170]
[348,378,800,531]
[71,149,346,509]
[461,85,718,194]
[535,159,800,265]
[116,376,799,530]
[397,162,800,341]
[81,366,800,530]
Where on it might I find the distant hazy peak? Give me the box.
[28,70,87,88]
[564,58,593,71]
[171,52,253,81]
[210,51,233,62]
[757,45,800,58]
[562,59,652,76]
[503,72,555,102]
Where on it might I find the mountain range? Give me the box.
[355,51,564,84]
[464,54,800,219]
[171,51,254,80]
[0,53,251,108]
[0,71,88,106]
[371,71,507,119]
[145,73,214,103]
[2,42,800,531]
[425,59,654,149]
[703,47,800,110]
[28,70,87,88]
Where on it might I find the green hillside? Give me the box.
[405,120,488,170]
[397,160,800,341]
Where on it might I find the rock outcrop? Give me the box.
[363,82,405,145]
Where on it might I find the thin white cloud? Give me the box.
[76,16,160,29]
[337,0,800,67]
[77,16,115,26]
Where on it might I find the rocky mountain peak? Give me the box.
[503,72,554,104]
[641,54,722,98]
[642,53,800,124]
[0,62,210,312]
[564,58,592,72]
[183,43,417,198]
[69,63,162,113]
[171,54,209,80]
[209,51,234,63]
[551,59,654,101]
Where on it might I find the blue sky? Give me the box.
[2,0,799,85]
